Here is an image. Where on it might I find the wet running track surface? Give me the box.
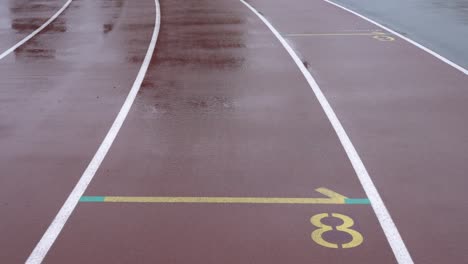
[0,0,467,263]
[332,0,468,69]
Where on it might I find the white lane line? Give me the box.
[324,0,468,76]
[0,0,73,61]
[239,1,414,263]
[25,0,161,262]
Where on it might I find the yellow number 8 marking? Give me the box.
[373,35,395,41]
[310,213,364,249]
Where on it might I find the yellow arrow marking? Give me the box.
[92,188,348,204]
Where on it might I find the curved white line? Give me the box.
[25,0,161,262]
[0,0,73,61]
[324,0,468,76]
[239,0,414,263]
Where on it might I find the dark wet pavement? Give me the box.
[332,0,468,68]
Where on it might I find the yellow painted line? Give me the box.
[104,196,345,204]
[284,32,386,37]
[87,188,351,204]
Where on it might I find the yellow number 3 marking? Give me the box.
[310,213,363,249]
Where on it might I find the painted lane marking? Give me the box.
[324,0,468,75]
[239,1,413,263]
[79,188,370,205]
[373,34,395,42]
[80,196,370,204]
[345,198,371,204]
[284,31,395,42]
[311,213,364,248]
[284,32,387,37]
[342,29,382,32]
[25,0,161,263]
[0,0,73,61]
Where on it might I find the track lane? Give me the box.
[26,0,160,261]
[0,0,72,60]
[4,0,465,263]
[247,0,468,263]
[42,0,395,263]
[240,1,412,262]
[0,0,155,262]
[326,0,468,74]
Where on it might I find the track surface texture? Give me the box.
[0,0,467,263]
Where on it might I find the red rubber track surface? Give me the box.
[0,0,467,263]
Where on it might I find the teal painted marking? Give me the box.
[345,198,371,204]
[80,196,105,202]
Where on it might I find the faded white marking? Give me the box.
[25,0,161,263]
[0,0,73,61]
[239,0,414,263]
